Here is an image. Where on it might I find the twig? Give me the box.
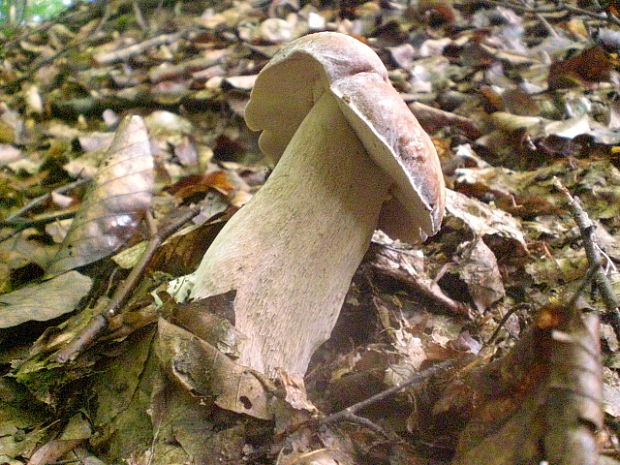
[523,0,559,39]
[5,177,89,221]
[479,0,620,26]
[330,412,389,437]
[92,0,113,37]
[93,30,186,65]
[1,1,109,91]
[479,0,558,14]
[47,460,84,465]
[54,203,204,363]
[278,361,451,450]
[132,0,148,33]
[0,178,88,242]
[0,211,76,228]
[565,263,601,312]
[486,302,531,345]
[554,178,620,339]
[2,0,93,49]
[320,360,451,427]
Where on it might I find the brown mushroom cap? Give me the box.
[244,32,445,243]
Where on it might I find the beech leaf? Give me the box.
[0,271,92,329]
[46,115,154,276]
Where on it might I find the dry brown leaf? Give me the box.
[157,317,271,420]
[169,290,244,358]
[445,189,527,251]
[166,171,234,199]
[453,237,505,312]
[548,46,616,90]
[46,115,154,276]
[451,306,602,465]
[0,271,92,329]
[369,243,470,316]
[27,439,83,465]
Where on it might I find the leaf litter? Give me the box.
[0,0,619,464]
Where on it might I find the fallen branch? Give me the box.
[320,360,451,427]
[54,203,204,363]
[93,30,186,65]
[479,0,620,26]
[554,178,620,340]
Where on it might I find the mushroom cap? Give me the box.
[244,32,445,243]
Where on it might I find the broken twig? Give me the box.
[7,178,89,222]
[320,360,451,428]
[554,178,620,340]
[54,203,204,363]
[479,0,620,26]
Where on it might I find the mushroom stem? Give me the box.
[190,92,390,375]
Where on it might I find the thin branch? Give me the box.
[92,0,113,37]
[0,178,89,241]
[554,178,620,339]
[332,412,388,437]
[3,0,95,49]
[565,263,601,312]
[529,3,559,38]
[562,2,620,25]
[480,0,550,14]
[54,203,204,363]
[486,302,531,345]
[6,178,89,222]
[132,0,148,32]
[479,0,620,26]
[320,360,451,426]
[92,30,185,65]
[278,361,452,448]
[0,211,76,228]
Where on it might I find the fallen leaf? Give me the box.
[454,237,505,312]
[445,189,527,251]
[0,271,92,329]
[548,46,616,90]
[157,317,271,420]
[46,115,154,276]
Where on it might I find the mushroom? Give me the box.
[189,32,445,376]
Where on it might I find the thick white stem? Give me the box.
[190,92,390,375]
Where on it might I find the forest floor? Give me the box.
[1,0,620,464]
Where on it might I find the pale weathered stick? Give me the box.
[54,204,204,362]
[554,178,620,339]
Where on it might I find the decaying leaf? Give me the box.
[46,116,154,276]
[2,0,620,463]
[27,439,83,465]
[369,242,470,316]
[445,189,526,251]
[455,160,620,221]
[453,237,505,312]
[431,304,603,465]
[156,317,271,420]
[0,271,92,329]
[548,46,616,89]
[169,290,244,358]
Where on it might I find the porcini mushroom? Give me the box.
[189,32,445,376]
